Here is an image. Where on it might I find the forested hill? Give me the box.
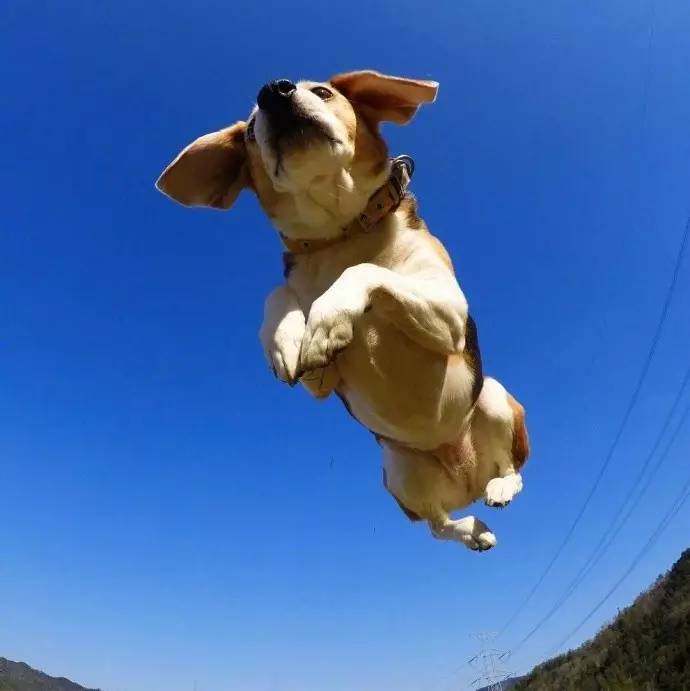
[0,658,99,691]
[516,548,690,690]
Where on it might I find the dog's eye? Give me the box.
[311,86,333,101]
[246,118,256,142]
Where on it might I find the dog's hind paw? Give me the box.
[431,515,497,551]
[464,529,497,551]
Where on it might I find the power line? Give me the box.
[511,385,690,652]
[500,217,690,636]
[549,443,690,656]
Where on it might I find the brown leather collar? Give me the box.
[280,155,414,255]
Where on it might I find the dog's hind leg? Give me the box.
[382,441,496,551]
[430,515,497,551]
[472,377,530,508]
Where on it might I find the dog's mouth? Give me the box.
[269,119,342,178]
[270,113,341,147]
[260,100,342,149]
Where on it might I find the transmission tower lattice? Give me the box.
[467,632,513,690]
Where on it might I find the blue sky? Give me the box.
[2,1,690,689]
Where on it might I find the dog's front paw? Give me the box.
[260,311,305,385]
[297,266,373,375]
[298,300,355,375]
[485,474,523,508]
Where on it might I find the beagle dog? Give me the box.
[156,70,530,551]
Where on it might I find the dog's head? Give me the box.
[156,71,438,240]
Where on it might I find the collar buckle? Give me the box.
[358,154,415,231]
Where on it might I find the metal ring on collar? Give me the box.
[392,154,415,179]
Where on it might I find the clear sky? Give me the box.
[2,1,690,690]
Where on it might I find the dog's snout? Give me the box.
[257,79,296,113]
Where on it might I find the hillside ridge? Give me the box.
[0,657,100,691]
[515,548,690,690]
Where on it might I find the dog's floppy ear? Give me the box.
[156,121,249,209]
[330,70,438,125]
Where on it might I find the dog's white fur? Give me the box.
[157,71,530,550]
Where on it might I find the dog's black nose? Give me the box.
[257,79,296,113]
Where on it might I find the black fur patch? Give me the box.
[282,251,296,278]
[465,314,484,404]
